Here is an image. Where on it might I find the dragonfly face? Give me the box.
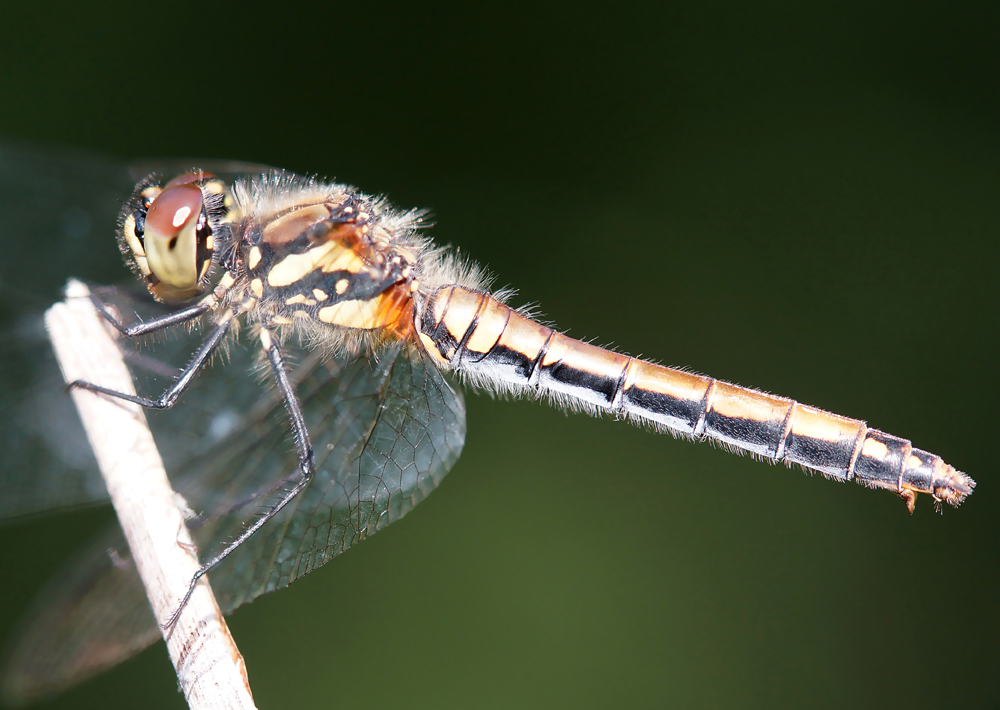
[0,148,976,702]
[119,171,227,303]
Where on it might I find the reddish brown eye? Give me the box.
[164,170,217,188]
[146,183,204,238]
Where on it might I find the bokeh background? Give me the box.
[0,1,997,708]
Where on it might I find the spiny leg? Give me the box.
[88,290,212,337]
[68,311,235,410]
[185,469,307,533]
[162,326,316,630]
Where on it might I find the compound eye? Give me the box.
[144,183,206,298]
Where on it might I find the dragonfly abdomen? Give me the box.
[416,285,973,511]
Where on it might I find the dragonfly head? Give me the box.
[118,172,228,303]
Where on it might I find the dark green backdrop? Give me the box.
[0,1,997,708]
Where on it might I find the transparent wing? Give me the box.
[0,527,161,704]
[0,144,138,518]
[1,339,466,703]
[182,340,466,612]
[0,143,136,305]
[0,145,267,520]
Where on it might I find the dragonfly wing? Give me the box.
[1,340,466,701]
[0,527,157,704]
[0,145,138,520]
[180,340,467,613]
[0,143,136,305]
[0,321,106,519]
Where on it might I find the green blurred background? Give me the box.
[1,1,997,708]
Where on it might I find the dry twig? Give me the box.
[45,279,256,710]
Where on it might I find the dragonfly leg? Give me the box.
[88,290,212,337]
[185,469,305,532]
[162,328,316,630]
[68,312,234,410]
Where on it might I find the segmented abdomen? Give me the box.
[415,286,974,511]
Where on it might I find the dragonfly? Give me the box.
[0,143,975,703]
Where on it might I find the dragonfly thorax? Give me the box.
[236,189,418,337]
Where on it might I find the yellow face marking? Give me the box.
[285,294,316,306]
[312,289,329,301]
[141,186,162,203]
[862,438,890,461]
[248,246,262,269]
[122,214,147,260]
[787,405,863,443]
[318,298,383,329]
[250,278,264,298]
[335,278,349,295]
[267,241,339,287]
